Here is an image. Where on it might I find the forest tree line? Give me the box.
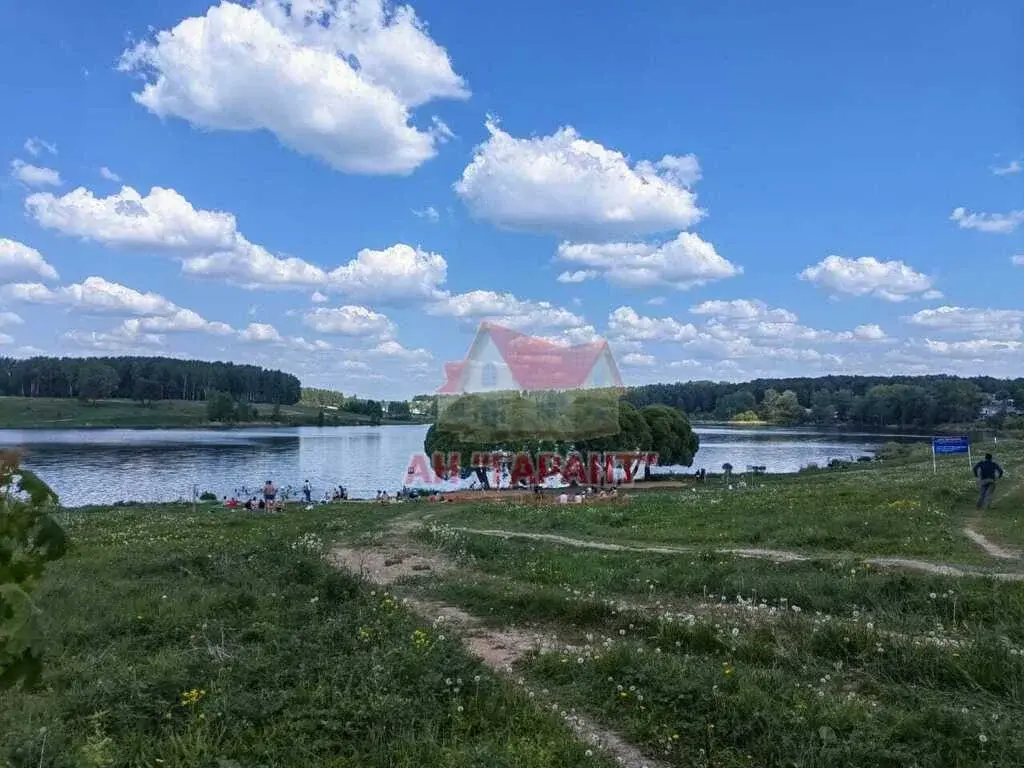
[625,375,1024,428]
[0,356,302,405]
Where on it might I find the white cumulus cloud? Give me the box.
[0,239,59,281]
[2,276,233,337]
[240,322,283,343]
[556,270,596,284]
[690,299,798,324]
[950,207,1024,234]
[27,185,236,251]
[850,324,889,342]
[366,339,432,360]
[906,306,1024,340]
[27,184,449,297]
[607,306,698,343]
[304,305,396,338]
[621,352,656,367]
[921,338,1022,357]
[326,243,446,300]
[799,255,937,302]
[455,119,704,239]
[118,0,467,175]
[557,232,740,291]
[10,159,62,187]
[63,327,164,352]
[426,289,585,332]
[2,276,178,316]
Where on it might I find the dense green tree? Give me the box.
[0,356,300,404]
[810,389,836,424]
[623,375,1011,429]
[714,389,756,420]
[300,387,345,408]
[832,389,855,421]
[76,362,118,402]
[760,389,805,425]
[206,391,237,422]
[387,400,411,420]
[132,378,163,405]
[639,404,699,466]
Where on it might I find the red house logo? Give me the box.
[438,321,623,395]
[434,322,623,443]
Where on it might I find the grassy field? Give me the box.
[431,441,1024,564]
[4,441,1023,766]
[0,397,413,429]
[0,505,613,767]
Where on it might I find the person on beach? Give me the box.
[973,453,1004,509]
[263,480,277,509]
[303,479,312,503]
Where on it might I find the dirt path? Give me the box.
[328,541,667,768]
[960,473,1023,561]
[962,527,1021,561]
[455,527,1024,580]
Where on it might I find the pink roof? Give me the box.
[438,361,466,394]
[436,322,622,393]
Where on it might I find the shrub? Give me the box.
[0,451,66,689]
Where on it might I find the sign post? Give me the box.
[931,436,971,474]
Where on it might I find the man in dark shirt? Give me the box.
[972,453,1004,509]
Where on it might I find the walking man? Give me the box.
[972,453,1004,509]
[303,479,312,503]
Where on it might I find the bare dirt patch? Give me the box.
[329,546,453,585]
[329,539,665,768]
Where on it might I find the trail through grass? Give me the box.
[0,507,613,767]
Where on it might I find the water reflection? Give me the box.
[0,424,925,507]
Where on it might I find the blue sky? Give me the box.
[0,0,1021,398]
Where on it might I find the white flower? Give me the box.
[979,734,988,744]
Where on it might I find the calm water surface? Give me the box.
[0,424,925,507]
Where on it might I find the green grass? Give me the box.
[970,474,1024,550]
[411,531,1024,638]
[7,442,1024,767]
[405,560,1024,766]
[0,506,611,767]
[526,627,1023,767]
[427,442,1024,563]
[0,396,415,429]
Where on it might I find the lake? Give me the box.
[0,424,925,507]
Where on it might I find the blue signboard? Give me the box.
[932,436,970,455]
